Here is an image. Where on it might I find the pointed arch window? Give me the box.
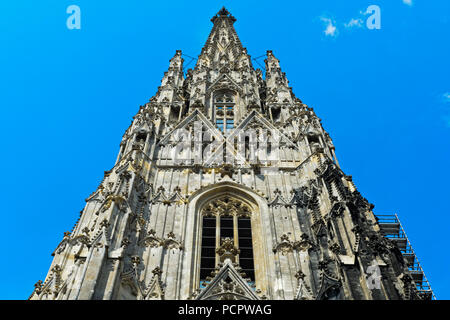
[270,106,281,122]
[214,92,235,133]
[199,196,255,285]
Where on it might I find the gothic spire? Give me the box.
[30,9,431,302]
[197,7,244,68]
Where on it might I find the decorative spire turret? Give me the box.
[198,7,244,68]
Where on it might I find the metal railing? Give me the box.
[375,214,436,300]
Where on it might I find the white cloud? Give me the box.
[403,0,413,6]
[320,17,338,37]
[344,18,364,28]
[443,92,450,102]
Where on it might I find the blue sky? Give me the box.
[0,0,449,299]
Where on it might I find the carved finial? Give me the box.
[51,264,62,274]
[34,280,43,294]
[216,238,240,263]
[100,219,110,229]
[152,267,163,277]
[318,259,330,271]
[121,237,130,247]
[217,163,235,178]
[330,242,341,255]
[211,7,236,23]
[167,231,176,239]
[131,256,141,266]
[295,270,306,280]
[218,6,230,16]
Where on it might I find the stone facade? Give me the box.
[30,8,425,300]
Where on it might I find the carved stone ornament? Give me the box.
[202,196,252,218]
[216,238,240,263]
[273,234,294,255]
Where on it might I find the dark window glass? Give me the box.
[226,119,234,132]
[238,219,251,228]
[271,107,281,121]
[220,217,234,238]
[239,238,252,248]
[238,228,251,238]
[202,227,216,237]
[238,217,254,281]
[203,217,216,227]
[200,216,217,281]
[201,247,216,257]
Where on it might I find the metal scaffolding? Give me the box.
[375,214,436,300]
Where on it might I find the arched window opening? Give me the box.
[135,132,148,151]
[199,196,255,286]
[308,135,322,153]
[214,92,235,133]
[244,136,250,159]
[327,222,335,240]
[169,105,180,122]
[271,107,281,122]
[136,132,147,143]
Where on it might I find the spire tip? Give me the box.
[211,6,236,23]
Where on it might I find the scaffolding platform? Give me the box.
[375,214,435,300]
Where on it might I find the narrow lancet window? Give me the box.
[238,217,255,281]
[214,92,235,133]
[200,216,217,282]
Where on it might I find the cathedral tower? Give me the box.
[30,8,431,300]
